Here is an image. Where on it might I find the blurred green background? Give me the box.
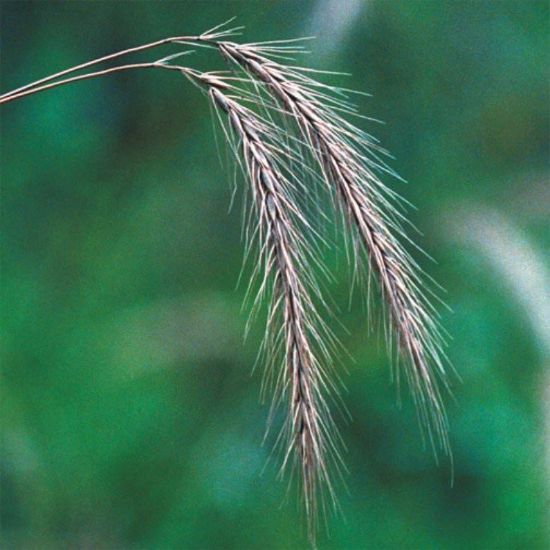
[1,1,548,548]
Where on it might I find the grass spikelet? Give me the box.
[204,81,343,544]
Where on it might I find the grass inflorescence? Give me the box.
[1,19,454,546]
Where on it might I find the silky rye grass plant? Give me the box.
[1,20,454,546]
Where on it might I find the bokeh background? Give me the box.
[1,1,548,548]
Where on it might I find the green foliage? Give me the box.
[1,1,548,548]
